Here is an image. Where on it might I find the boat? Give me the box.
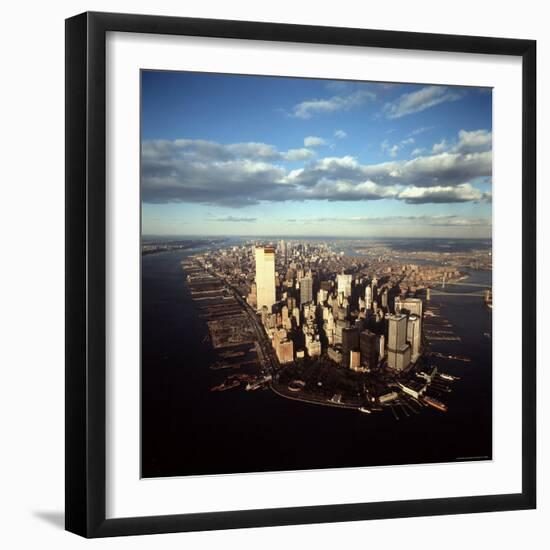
[423,396,448,412]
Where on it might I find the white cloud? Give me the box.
[411,147,425,156]
[291,89,376,119]
[453,129,492,154]
[397,183,483,204]
[381,137,415,158]
[432,139,448,153]
[334,129,348,139]
[282,148,316,161]
[142,130,491,206]
[304,136,326,147]
[383,86,463,119]
[431,129,492,155]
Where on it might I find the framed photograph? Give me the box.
[65,11,536,537]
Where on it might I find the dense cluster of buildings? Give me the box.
[251,243,425,374]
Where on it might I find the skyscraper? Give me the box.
[386,313,411,371]
[342,327,359,368]
[381,289,388,309]
[365,285,372,311]
[255,246,276,312]
[407,314,421,363]
[387,313,407,350]
[299,276,313,305]
[360,329,378,370]
[400,297,423,318]
[337,273,352,297]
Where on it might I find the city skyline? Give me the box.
[141,71,492,238]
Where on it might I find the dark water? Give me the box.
[141,250,492,478]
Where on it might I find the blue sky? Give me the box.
[141,71,492,238]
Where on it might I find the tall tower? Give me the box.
[365,285,372,311]
[407,314,421,363]
[360,329,378,370]
[299,276,313,306]
[386,313,411,371]
[337,273,352,297]
[255,246,276,312]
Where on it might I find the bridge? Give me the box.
[433,281,492,289]
[430,289,486,297]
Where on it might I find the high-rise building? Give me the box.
[387,313,407,350]
[279,239,287,264]
[334,319,350,345]
[381,289,388,309]
[387,346,411,371]
[255,246,276,312]
[365,285,372,310]
[360,329,378,370]
[299,276,313,305]
[407,314,421,363]
[394,296,402,314]
[273,328,294,364]
[386,313,411,371]
[400,297,423,318]
[337,273,352,297]
[349,350,361,371]
[378,334,385,359]
[342,327,359,368]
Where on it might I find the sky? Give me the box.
[141,71,492,238]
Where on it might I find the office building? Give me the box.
[337,273,352,297]
[365,285,372,310]
[381,289,388,309]
[299,276,313,305]
[387,313,407,350]
[400,297,423,318]
[360,329,378,370]
[342,327,359,368]
[255,246,276,312]
[273,329,294,364]
[387,345,411,371]
[387,313,411,371]
[349,350,361,371]
[407,314,421,363]
[378,334,385,359]
[334,319,350,345]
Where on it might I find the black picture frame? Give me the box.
[65,11,536,538]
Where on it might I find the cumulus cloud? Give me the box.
[382,137,415,157]
[286,149,492,189]
[453,129,492,154]
[334,129,348,139]
[282,148,316,161]
[397,183,483,204]
[291,89,376,119]
[429,129,492,155]
[432,139,448,154]
[383,86,463,119]
[142,130,491,206]
[304,136,326,147]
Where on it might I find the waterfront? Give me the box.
[141,245,492,479]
